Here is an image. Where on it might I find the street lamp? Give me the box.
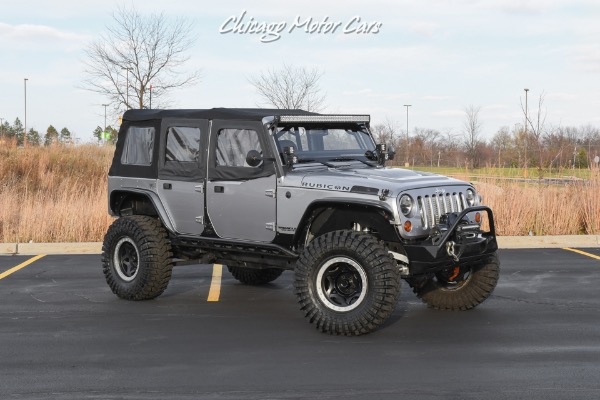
[24,78,28,147]
[102,104,109,144]
[524,88,529,169]
[122,67,133,109]
[403,104,412,166]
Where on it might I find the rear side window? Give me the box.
[166,127,201,162]
[121,126,155,165]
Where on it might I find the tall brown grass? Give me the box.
[1,142,599,242]
[468,175,600,236]
[0,141,114,243]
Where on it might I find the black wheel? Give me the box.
[410,253,500,310]
[227,266,283,285]
[102,215,173,300]
[294,230,401,336]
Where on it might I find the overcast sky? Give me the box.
[1,0,599,142]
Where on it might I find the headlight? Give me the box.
[466,189,477,207]
[399,194,413,216]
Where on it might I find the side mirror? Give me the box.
[388,146,396,161]
[246,150,263,167]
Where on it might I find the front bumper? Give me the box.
[402,206,498,276]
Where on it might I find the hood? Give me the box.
[289,165,468,194]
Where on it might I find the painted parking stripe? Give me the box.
[207,264,223,302]
[563,248,600,261]
[0,255,46,280]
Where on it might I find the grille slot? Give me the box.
[418,192,465,229]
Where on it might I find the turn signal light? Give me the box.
[404,221,412,232]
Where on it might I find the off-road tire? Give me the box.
[294,230,401,336]
[227,266,283,285]
[411,253,500,310]
[102,215,173,300]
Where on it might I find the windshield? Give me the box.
[274,126,376,162]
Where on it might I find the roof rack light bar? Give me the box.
[278,115,370,124]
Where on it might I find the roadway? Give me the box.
[1,248,599,399]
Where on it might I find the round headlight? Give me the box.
[399,194,413,216]
[466,189,476,207]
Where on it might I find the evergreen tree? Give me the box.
[60,127,72,143]
[12,118,24,145]
[27,128,41,146]
[0,120,9,138]
[93,126,103,143]
[45,125,60,146]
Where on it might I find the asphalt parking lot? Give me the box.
[1,249,599,400]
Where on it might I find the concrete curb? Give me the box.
[1,236,599,255]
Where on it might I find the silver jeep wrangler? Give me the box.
[102,108,500,335]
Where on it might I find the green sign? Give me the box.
[103,131,111,140]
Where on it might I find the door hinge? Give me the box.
[265,222,275,231]
[195,184,204,193]
[265,189,276,198]
[195,216,204,224]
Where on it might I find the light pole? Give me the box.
[524,88,529,169]
[122,67,133,109]
[403,104,412,166]
[102,104,109,144]
[24,78,28,147]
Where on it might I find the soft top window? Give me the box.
[166,126,201,162]
[121,126,155,166]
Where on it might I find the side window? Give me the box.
[216,129,262,167]
[121,126,155,165]
[166,127,201,162]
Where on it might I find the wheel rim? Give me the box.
[435,265,472,291]
[113,237,140,282]
[316,257,368,312]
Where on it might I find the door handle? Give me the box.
[214,186,224,193]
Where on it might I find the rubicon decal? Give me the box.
[301,181,351,191]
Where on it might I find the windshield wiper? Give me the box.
[329,157,376,167]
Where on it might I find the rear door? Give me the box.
[157,118,208,236]
[206,120,277,242]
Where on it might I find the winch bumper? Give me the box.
[402,206,498,276]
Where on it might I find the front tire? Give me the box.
[102,216,173,300]
[294,230,401,336]
[410,253,500,310]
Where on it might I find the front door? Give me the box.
[206,120,277,242]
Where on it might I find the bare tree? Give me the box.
[463,105,482,168]
[249,64,326,111]
[521,92,548,173]
[82,5,200,113]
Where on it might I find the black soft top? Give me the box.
[122,108,316,122]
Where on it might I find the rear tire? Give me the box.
[294,230,401,336]
[227,266,283,285]
[410,253,500,310]
[102,216,173,300]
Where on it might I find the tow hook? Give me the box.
[446,241,460,262]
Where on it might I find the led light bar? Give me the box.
[278,115,370,124]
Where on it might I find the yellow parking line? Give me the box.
[0,254,46,280]
[563,248,600,261]
[207,264,223,302]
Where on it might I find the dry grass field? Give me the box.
[0,141,114,243]
[0,142,598,242]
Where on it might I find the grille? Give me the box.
[417,192,467,229]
